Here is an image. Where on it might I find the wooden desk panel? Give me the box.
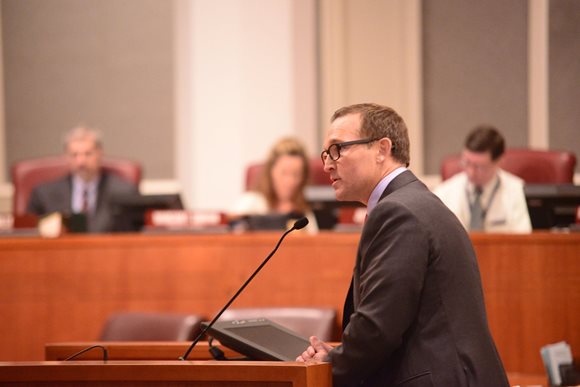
[0,231,578,375]
[0,360,331,387]
[45,342,241,361]
[0,232,355,362]
[472,233,580,375]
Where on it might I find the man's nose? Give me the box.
[322,158,335,173]
[75,154,88,164]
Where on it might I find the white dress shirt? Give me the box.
[433,169,532,233]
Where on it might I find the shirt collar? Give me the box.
[466,173,499,199]
[72,174,99,191]
[367,166,407,215]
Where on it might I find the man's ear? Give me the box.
[377,137,393,162]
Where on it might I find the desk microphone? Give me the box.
[179,216,309,361]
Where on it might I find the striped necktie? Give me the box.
[469,186,484,231]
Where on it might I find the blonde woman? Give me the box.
[231,137,318,233]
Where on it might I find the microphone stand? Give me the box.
[179,219,306,361]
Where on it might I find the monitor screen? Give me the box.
[236,213,305,231]
[305,185,363,230]
[109,193,184,232]
[525,184,580,229]
[202,318,310,361]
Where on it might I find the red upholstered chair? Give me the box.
[11,155,142,216]
[99,312,205,341]
[245,159,329,190]
[219,307,338,341]
[440,148,577,184]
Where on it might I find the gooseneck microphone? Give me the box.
[179,216,309,361]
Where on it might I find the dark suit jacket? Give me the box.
[329,170,509,387]
[27,171,138,233]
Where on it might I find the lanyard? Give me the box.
[466,177,501,223]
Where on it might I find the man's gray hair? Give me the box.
[63,126,103,149]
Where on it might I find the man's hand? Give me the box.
[296,336,333,362]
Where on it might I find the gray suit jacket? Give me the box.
[330,170,509,387]
[27,171,138,233]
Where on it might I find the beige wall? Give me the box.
[318,0,579,176]
[174,0,319,209]
[422,0,529,174]
[0,0,578,212]
[318,0,423,173]
[549,0,580,156]
[2,0,174,179]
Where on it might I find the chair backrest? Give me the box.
[219,307,338,341]
[440,148,577,184]
[99,312,204,341]
[245,159,329,190]
[11,155,142,216]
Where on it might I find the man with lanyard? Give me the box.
[434,125,531,233]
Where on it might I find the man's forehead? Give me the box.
[325,114,361,143]
[67,138,99,152]
[462,149,492,162]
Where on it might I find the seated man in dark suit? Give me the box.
[27,126,138,233]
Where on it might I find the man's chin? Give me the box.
[333,189,350,202]
[75,171,98,182]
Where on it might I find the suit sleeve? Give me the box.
[329,200,430,385]
[26,187,45,215]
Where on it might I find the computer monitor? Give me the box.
[202,318,310,361]
[109,193,184,232]
[305,185,363,230]
[235,213,305,231]
[525,184,580,229]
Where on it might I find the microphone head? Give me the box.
[293,217,309,230]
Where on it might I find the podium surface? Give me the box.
[42,342,551,386]
[45,341,241,361]
[0,360,331,387]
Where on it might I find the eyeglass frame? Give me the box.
[459,157,496,173]
[320,137,384,163]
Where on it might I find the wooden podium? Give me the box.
[0,360,331,387]
[42,342,551,387]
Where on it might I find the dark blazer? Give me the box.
[329,170,509,387]
[27,171,138,233]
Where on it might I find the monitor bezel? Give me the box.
[202,318,311,361]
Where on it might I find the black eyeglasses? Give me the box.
[320,138,381,163]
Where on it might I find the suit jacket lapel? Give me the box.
[64,175,73,213]
[95,172,107,211]
[342,278,355,331]
[379,169,418,201]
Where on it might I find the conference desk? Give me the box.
[0,231,578,376]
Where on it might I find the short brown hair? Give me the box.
[465,125,505,161]
[331,103,410,166]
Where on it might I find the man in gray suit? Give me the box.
[27,126,138,233]
[297,104,509,386]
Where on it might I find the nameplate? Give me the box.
[146,210,226,229]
